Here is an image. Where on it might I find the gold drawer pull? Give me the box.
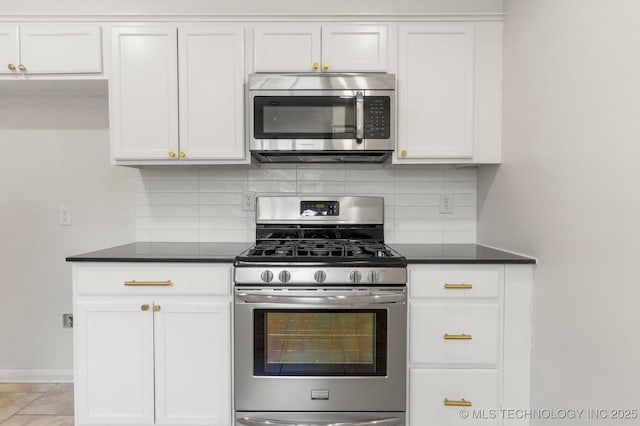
[444,283,473,290]
[444,398,472,407]
[153,305,161,312]
[125,280,172,286]
[141,304,150,311]
[444,333,472,340]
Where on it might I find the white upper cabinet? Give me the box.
[0,26,19,74]
[253,23,389,72]
[109,24,247,164]
[321,24,388,72]
[395,22,502,164]
[178,24,246,160]
[253,24,321,72]
[0,24,102,75]
[110,26,179,161]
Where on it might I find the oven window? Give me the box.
[254,96,356,139]
[253,309,387,376]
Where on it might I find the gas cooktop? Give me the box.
[243,239,400,259]
[234,196,406,285]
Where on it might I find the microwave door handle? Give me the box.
[238,416,403,426]
[355,91,364,142]
[236,292,405,305]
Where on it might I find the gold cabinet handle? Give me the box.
[178,151,186,158]
[153,305,161,312]
[312,62,319,70]
[18,64,26,72]
[8,64,16,71]
[444,398,472,407]
[125,280,172,286]
[323,62,330,70]
[444,333,472,340]
[401,150,407,157]
[141,304,150,311]
[444,283,473,290]
[168,151,176,158]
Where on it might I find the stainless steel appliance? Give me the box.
[234,196,407,426]
[248,73,396,163]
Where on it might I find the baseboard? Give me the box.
[0,369,73,383]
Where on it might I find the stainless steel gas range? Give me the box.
[234,196,407,426]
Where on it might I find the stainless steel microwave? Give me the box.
[248,73,396,163]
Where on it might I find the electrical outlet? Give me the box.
[439,194,454,214]
[241,192,256,211]
[58,205,72,226]
[62,314,73,328]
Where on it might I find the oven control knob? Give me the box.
[367,271,380,284]
[350,271,362,283]
[314,270,326,283]
[260,270,274,283]
[278,270,291,283]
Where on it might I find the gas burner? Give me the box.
[296,240,345,257]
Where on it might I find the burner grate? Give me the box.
[247,240,396,259]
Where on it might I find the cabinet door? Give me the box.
[75,300,155,425]
[321,24,388,72]
[410,369,498,426]
[0,25,19,75]
[397,23,474,161]
[154,300,231,426]
[110,26,179,160]
[178,24,246,161]
[253,24,321,72]
[18,25,102,74]
[410,302,500,367]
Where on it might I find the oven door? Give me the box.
[234,287,406,412]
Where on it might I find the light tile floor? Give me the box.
[0,384,73,426]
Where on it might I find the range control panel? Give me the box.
[300,201,339,217]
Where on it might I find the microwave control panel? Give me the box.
[364,97,391,139]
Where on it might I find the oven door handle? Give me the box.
[237,416,402,426]
[236,292,405,305]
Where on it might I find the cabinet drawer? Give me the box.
[409,368,498,426]
[410,302,499,366]
[409,266,502,299]
[74,263,231,296]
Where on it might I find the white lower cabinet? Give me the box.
[72,263,232,426]
[410,369,499,426]
[407,264,533,426]
[410,302,500,367]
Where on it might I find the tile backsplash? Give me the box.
[136,164,477,244]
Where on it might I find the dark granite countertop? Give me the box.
[67,242,535,264]
[388,244,536,264]
[66,242,252,263]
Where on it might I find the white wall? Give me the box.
[0,90,138,379]
[0,0,502,15]
[478,0,640,423]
